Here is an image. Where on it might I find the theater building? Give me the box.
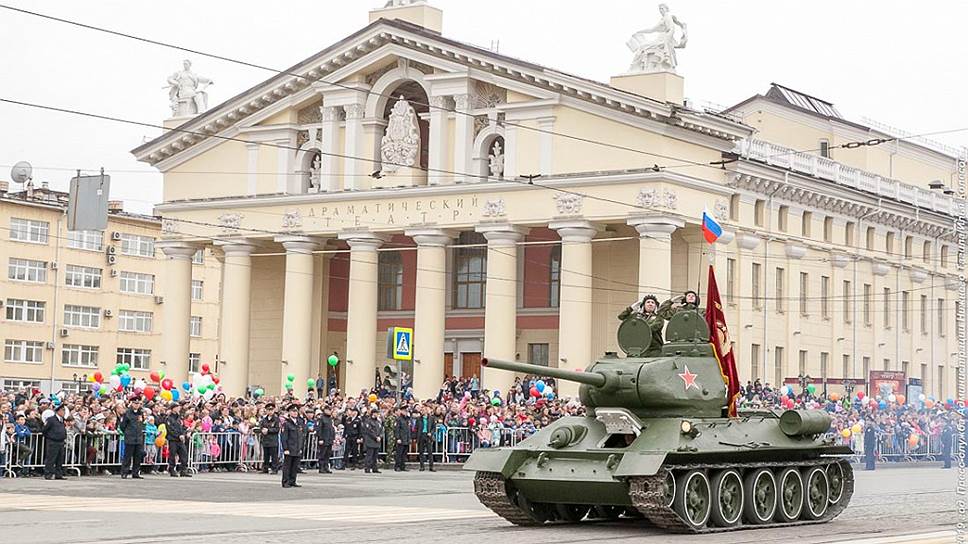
[132,1,964,400]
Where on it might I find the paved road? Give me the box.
[0,465,960,543]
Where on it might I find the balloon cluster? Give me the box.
[89,364,146,398]
[188,363,221,401]
[528,380,556,401]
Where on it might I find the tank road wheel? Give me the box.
[826,462,846,505]
[776,467,804,522]
[516,494,556,523]
[555,504,590,523]
[593,505,624,520]
[801,466,829,520]
[710,469,744,527]
[659,469,676,507]
[742,468,777,524]
[673,469,712,530]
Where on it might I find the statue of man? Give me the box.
[167,60,214,116]
[627,3,688,73]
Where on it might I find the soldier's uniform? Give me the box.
[342,411,362,469]
[259,406,280,474]
[618,294,666,356]
[280,405,303,488]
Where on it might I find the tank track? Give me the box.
[628,459,854,533]
[473,471,545,526]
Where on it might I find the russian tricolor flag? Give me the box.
[702,209,722,244]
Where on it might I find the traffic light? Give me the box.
[383,363,399,390]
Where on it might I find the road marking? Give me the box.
[0,493,493,524]
[832,531,955,544]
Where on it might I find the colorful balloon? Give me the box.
[161,379,174,391]
[806,384,816,395]
[856,390,865,401]
[327,355,340,367]
[143,387,156,401]
[201,363,210,374]
[851,423,862,435]
[907,434,919,448]
[307,378,316,388]
[171,389,180,401]
[253,388,265,398]
[149,371,160,383]
[840,428,851,438]
[368,393,377,403]
[155,437,166,448]
[287,374,295,382]
[120,374,132,388]
[829,393,840,402]
[160,389,173,401]
[530,387,540,398]
[896,394,906,405]
[491,397,501,406]
[182,382,191,392]
[535,380,546,393]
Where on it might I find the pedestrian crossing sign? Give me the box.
[392,327,413,361]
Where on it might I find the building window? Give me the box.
[821,275,830,319]
[751,263,762,309]
[904,236,913,259]
[775,267,785,313]
[845,222,855,247]
[528,343,550,366]
[938,298,946,336]
[801,211,812,238]
[192,249,204,265]
[883,288,891,329]
[119,233,155,258]
[377,251,404,311]
[799,272,809,315]
[10,217,49,244]
[777,206,788,232]
[823,217,833,243]
[191,280,203,301]
[863,357,871,382]
[729,195,740,221]
[843,280,852,324]
[842,354,850,379]
[549,245,561,308]
[902,361,909,377]
[866,227,875,250]
[118,310,153,333]
[923,241,932,264]
[8,258,47,283]
[453,232,486,309]
[754,200,765,227]
[819,139,831,158]
[886,232,895,255]
[820,352,829,382]
[67,230,103,251]
[863,284,872,326]
[726,258,736,304]
[921,294,928,334]
[190,316,202,337]
[774,347,784,386]
[64,305,100,329]
[938,366,945,398]
[4,340,44,363]
[883,358,891,371]
[62,344,98,368]
[901,291,910,332]
[942,245,949,268]
[751,344,760,380]
[117,348,151,370]
[798,350,807,377]
[5,299,45,323]
[189,353,201,373]
[64,265,102,289]
[119,271,154,295]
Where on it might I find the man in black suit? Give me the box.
[280,403,303,488]
[362,408,382,474]
[343,408,362,470]
[260,403,280,474]
[316,405,335,473]
[414,406,437,472]
[42,403,68,480]
[166,403,191,477]
[120,396,146,479]
[393,407,411,472]
[863,421,878,471]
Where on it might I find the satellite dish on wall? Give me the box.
[11,161,32,184]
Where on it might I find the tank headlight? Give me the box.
[680,420,699,438]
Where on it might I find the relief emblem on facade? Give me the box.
[217,213,243,232]
[282,209,303,231]
[714,199,729,222]
[481,198,507,218]
[636,188,678,210]
[380,97,420,174]
[161,219,177,235]
[554,193,583,216]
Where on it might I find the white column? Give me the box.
[277,236,319,398]
[340,232,385,396]
[406,228,452,399]
[628,216,684,300]
[453,94,474,183]
[320,105,341,192]
[157,241,197,385]
[428,96,449,185]
[344,103,366,190]
[550,220,597,398]
[477,224,528,394]
[216,242,257,397]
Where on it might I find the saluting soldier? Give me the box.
[280,403,303,488]
[362,408,383,474]
[618,294,666,356]
[658,290,704,319]
[259,403,280,474]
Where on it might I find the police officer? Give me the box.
[363,408,382,474]
[166,403,191,477]
[42,403,68,480]
[280,403,303,488]
[393,407,412,472]
[618,294,665,356]
[259,403,280,474]
[863,421,878,471]
[941,419,954,469]
[120,396,146,479]
[315,405,335,474]
[343,408,362,470]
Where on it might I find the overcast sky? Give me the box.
[1,0,966,214]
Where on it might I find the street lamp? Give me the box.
[797,373,812,397]
[842,379,855,401]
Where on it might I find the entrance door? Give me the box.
[444,353,454,381]
[461,352,482,379]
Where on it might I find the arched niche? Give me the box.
[472,123,506,181]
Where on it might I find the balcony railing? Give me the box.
[736,139,956,216]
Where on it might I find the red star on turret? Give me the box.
[679,365,700,391]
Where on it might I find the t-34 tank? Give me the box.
[465,308,854,532]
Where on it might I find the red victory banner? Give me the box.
[705,265,740,416]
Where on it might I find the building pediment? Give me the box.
[131,18,750,169]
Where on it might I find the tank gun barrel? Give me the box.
[481,358,607,387]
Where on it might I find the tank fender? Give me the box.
[613,451,667,477]
[463,448,530,478]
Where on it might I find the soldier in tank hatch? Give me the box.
[658,290,704,319]
[618,294,666,355]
